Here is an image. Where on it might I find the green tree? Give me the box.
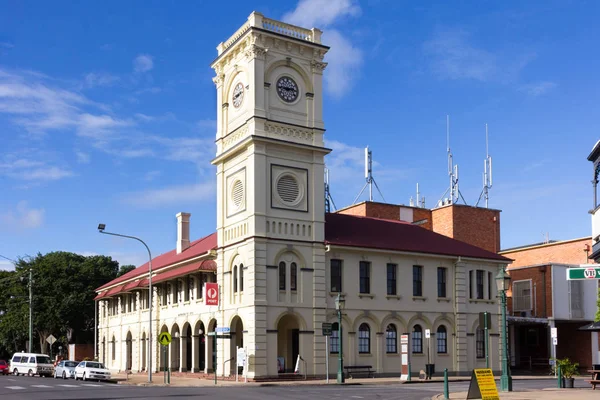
[117,264,136,277]
[0,252,119,355]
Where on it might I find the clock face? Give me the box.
[276,76,299,103]
[232,82,244,108]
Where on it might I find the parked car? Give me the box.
[54,360,78,379]
[74,361,111,381]
[10,353,53,377]
[0,360,9,375]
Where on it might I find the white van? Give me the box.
[10,353,54,377]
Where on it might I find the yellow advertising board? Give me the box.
[466,368,500,400]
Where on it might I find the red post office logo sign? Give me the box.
[206,282,219,306]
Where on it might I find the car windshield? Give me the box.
[65,361,78,367]
[86,362,105,369]
[36,356,51,364]
[0,360,6,365]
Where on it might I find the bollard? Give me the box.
[557,364,562,388]
[444,368,449,399]
[407,362,412,382]
[167,368,171,384]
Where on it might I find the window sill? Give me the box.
[412,353,424,357]
[329,292,347,297]
[183,301,190,305]
[358,353,372,356]
[437,353,449,357]
[386,295,401,300]
[385,352,399,356]
[437,298,451,303]
[469,299,495,304]
[412,296,427,302]
[358,294,374,299]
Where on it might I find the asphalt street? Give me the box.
[0,376,562,400]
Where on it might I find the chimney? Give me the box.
[176,212,191,254]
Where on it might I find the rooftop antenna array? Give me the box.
[476,124,493,208]
[409,183,426,208]
[353,146,386,204]
[324,167,337,213]
[437,115,467,207]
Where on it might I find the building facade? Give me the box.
[95,12,510,379]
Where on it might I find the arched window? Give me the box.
[290,262,297,291]
[239,263,244,292]
[111,335,116,360]
[279,261,286,290]
[412,325,423,353]
[386,324,397,353]
[330,322,339,353]
[437,325,447,354]
[358,323,370,354]
[233,265,238,293]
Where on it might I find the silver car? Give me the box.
[54,360,78,379]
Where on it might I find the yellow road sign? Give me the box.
[158,332,172,346]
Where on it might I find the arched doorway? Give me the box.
[171,324,181,371]
[140,332,146,371]
[159,325,169,371]
[125,331,133,370]
[207,319,217,373]
[193,320,206,372]
[182,323,192,372]
[230,316,244,375]
[277,314,300,373]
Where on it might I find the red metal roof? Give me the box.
[106,284,125,296]
[94,291,107,300]
[96,232,217,291]
[152,260,217,284]
[324,213,510,262]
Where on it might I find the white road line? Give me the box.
[81,383,103,387]
[31,384,53,388]
[57,384,79,387]
[5,386,26,390]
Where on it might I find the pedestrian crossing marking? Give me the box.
[81,383,103,387]
[5,386,25,390]
[57,384,79,387]
[31,384,52,388]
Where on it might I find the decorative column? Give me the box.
[180,335,187,372]
[376,332,384,373]
[192,334,198,372]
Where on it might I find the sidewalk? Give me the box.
[112,372,558,388]
[432,388,600,400]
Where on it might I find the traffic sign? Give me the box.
[322,322,332,336]
[158,332,172,346]
[216,327,231,334]
[46,334,56,345]
[425,329,431,339]
[551,327,557,338]
[206,283,219,306]
[566,267,600,280]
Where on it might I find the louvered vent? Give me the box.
[232,180,244,208]
[277,175,299,203]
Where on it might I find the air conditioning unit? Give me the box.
[520,310,532,318]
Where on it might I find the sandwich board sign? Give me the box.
[466,368,500,400]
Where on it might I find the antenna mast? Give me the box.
[476,124,493,208]
[437,115,467,207]
[353,146,386,204]
[324,167,337,213]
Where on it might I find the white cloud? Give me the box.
[133,54,154,73]
[0,156,74,182]
[282,0,360,27]
[283,0,363,98]
[518,81,557,97]
[75,151,91,164]
[77,113,134,139]
[83,72,119,88]
[1,201,45,229]
[121,181,216,208]
[0,42,14,49]
[0,260,15,271]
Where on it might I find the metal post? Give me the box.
[444,368,449,399]
[29,268,33,353]
[326,334,329,383]
[500,289,513,391]
[94,300,97,360]
[407,362,411,381]
[337,307,344,383]
[557,364,562,388]
[484,311,489,369]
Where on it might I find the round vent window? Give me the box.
[232,180,244,208]
[277,174,300,204]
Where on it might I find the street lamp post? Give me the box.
[496,268,512,392]
[98,224,153,383]
[335,293,345,384]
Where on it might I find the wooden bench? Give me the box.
[586,379,600,390]
[344,365,374,379]
[586,370,600,389]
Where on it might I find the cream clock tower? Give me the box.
[210,12,330,377]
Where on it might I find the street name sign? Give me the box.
[158,332,172,346]
[322,322,332,336]
[216,327,231,334]
[566,267,600,280]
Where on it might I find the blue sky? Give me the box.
[1,0,599,269]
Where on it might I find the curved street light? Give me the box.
[98,224,153,383]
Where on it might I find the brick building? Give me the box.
[499,238,597,372]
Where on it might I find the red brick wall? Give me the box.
[507,265,553,318]
[501,238,593,268]
[450,205,501,254]
[556,321,592,370]
[413,208,433,230]
[365,202,401,220]
[336,202,434,230]
[431,205,454,239]
[336,203,367,217]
